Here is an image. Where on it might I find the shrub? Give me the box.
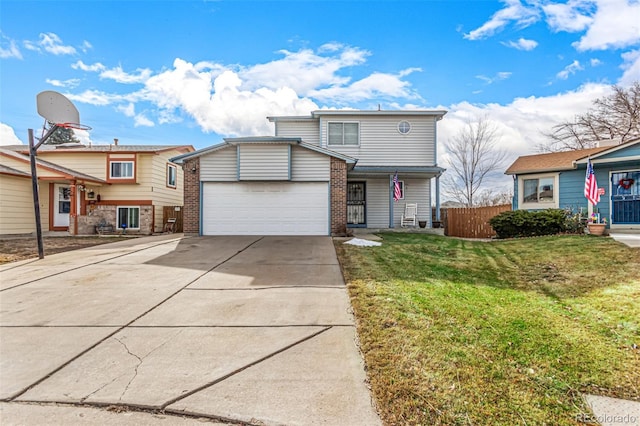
[489,209,568,239]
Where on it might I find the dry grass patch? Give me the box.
[336,234,639,425]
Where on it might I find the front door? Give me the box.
[611,171,640,224]
[347,182,366,226]
[53,184,71,228]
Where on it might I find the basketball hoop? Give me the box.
[57,122,92,131]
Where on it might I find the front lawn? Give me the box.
[336,234,640,425]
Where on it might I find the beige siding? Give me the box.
[319,115,437,166]
[0,175,37,234]
[149,151,186,232]
[200,146,237,181]
[291,146,330,181]
[275,120,320,145]
[34,152,107,179]
[239,145,289,180]
[0,155,63,179]
[364,179,390,228]
[392,178,431,226]
[355,177,431,228]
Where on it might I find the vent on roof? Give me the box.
[596,139,621,148]
[55,143,85,149]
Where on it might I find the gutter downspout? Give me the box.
[435,175,441,222]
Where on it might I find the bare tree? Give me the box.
[442,116,508,207]
[540,82,640,152]
[475,188,513,207]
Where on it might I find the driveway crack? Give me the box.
[114,337,143,401]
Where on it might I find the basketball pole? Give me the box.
[28,124,61,260]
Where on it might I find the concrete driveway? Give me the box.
[0,235,381,425]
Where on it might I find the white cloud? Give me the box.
[573,0,640,50]
[619,49,640,86]
[0,123,24,145]
[437,82,614,187]
[590,58,603,66]
[556,60,584,79]
[468,0,640,53]
[46,78,81,88]
[67,89,139,106]
[0,34,22,59]
[72,60,153,83]
[464,0,540,40]
[81,40,92,52]
[501,38,538,50]
[38,33,77,55]
[542,0,594,32]
[67,45,421,135]
[72,60,106,72]
[476,72,513,85]
[134,114,154,127]
[100,66,153,84]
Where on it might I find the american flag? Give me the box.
[584,158,600,205]
[393,172,401,202]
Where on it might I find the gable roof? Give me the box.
[0,148,107,184]
[505,146,610,175]
[170,137,358,165]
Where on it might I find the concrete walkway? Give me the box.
[609,231,640,248]
[0,235,381,425]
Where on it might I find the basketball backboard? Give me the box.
[36,91,80,125]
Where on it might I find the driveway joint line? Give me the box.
[160,325,333,410]
[5,236,262,401]
[0,236,188,292]
[3,400,250,425]
[184,285,346,290]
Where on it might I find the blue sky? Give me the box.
[1,0,639,167]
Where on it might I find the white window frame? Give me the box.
[116,206,140,230]
[518,173,559,209]
[109,160,135,179]
[327,121,360,146]
[167,163,177,188]
[397,121,411,134]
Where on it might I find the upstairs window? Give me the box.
[110,161,134,179]
[328,122,359,146]
[167,164,177,188]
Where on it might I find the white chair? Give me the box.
[401,203,418,227]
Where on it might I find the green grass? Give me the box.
[335,234,640,426]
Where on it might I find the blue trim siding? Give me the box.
[594,143,640,160]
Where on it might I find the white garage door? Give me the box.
[202,182,329,235]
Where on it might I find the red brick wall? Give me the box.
[182,158,200,235]
[330,157,347,236]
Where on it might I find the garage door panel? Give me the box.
[203,183,329,236]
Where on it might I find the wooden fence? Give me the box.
[162,206,184,233]
[444,204,512,238]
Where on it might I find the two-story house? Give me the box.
[0,142,194,235]
[172,109,446,236]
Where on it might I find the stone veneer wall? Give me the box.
[182,158,201,235]
[330,157,347,236]
[76,204,153,235]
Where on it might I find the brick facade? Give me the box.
[182,158,201,235]
[330,157,348,236]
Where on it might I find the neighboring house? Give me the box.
[0,143,194,235]
[172,109,447,236]
[505,138,640,230]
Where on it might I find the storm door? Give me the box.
[347,182,366,226]
[611,171,640,224]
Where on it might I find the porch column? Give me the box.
[389,174,394,228]
[435,175,441,221]
[70,180,78,235]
